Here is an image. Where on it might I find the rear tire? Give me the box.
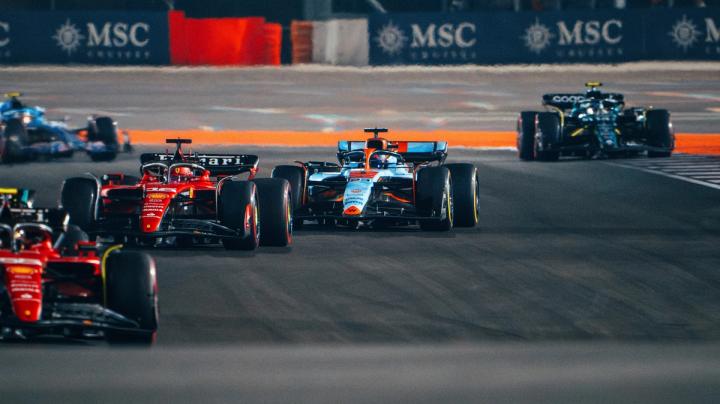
[218,180,259,251]
[88,117,119,162]
[253,178,292,247]
[646,109,673,158]
[61,177,99,231]
[1,118,30,163]
[534,112,561,162]
[517,111,536,161]
[105,250,158,345]
[444,163,478,228]
[417,166,453,231]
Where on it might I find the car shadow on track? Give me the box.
[295,225,460,239]
[123,244,293,258]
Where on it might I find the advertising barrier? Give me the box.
[369,8,720,65]
[0,11,169,64]
[169,11,280,65]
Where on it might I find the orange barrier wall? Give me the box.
[169,11,281,66]
[126,130,720,155]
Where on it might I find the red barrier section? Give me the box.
[169,11,280,66]
[169,11,188,64]
[264,23,282,65]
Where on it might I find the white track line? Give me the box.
[607,162,720,191]
[607,155,720,191]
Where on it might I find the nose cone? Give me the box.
[141,191,173,233]
[5,265,43,323]
[140,215,163,233]
[14,300,42,322]
[343,180,373,217]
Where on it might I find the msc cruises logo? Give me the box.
[375,21,407,56]
[53,19,85,56]
[669,15,701,52]
[0,21,9,48]
[667,15,720,54]
[521,18,623,57]
[522,19,554,54]
[51,18,152,59]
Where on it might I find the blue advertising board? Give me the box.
[0,12,169,65]
[369,9,720,65]
[645,9,720,60]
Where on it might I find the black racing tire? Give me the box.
[105,250,158,345]
[517,111,537,161]
[534,112,561,162]
[416,166,453,231]
[88,117,119,162]
[271,165,305,211]
[218,180,260,251]
[444,163,479,228]
[61,177,99,231]
[646,109,673,158]
[253,178,292,247]
[1,118,30,163]
[88,116,119,145]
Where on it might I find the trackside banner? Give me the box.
[369,8,720,65]
[0,12,169,64]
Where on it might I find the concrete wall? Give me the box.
[311,19,369,66]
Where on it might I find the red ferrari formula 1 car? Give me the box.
[61,139,292,250]
[0,188,158,344]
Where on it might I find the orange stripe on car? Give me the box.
[383,192,411,203]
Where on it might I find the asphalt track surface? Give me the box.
[2,65,720,402]
[2,63,720,132]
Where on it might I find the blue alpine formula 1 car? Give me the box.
[0,93,131,163]
[517,82,674,161]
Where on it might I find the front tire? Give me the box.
[253,178,292,247]
[105,250,158,345]
[417,166,453,231]
[218,180,260,250]
[1,118,30,163]
[444,163,479,228]
[61,177,99,231]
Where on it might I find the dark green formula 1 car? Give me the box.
[517,82,675,161]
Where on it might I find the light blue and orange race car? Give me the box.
[271,128,480,231]
[0,92,131,163]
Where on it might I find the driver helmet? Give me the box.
[585,88,603,99]
[171,166,194,181]
[14,224,52,251]
[10,96,23,110]
[369,153,397,169]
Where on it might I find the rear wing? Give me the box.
[140,153,259,176]
[542,93,624,110]
[337,140,448,164]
